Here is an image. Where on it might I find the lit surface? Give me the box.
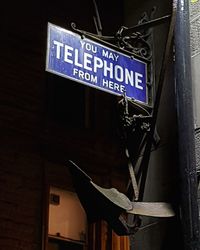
[48,186,87,241]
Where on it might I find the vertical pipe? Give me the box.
[175,0,200,249]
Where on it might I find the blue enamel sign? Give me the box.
[46,23,148,104]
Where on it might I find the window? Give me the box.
[47,186,87,250]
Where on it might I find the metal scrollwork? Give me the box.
[115,27,152,60]
[70,8,156,61]
[69,7,171,108]
[115,7,156,60]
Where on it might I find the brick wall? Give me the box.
[0,1,128,250]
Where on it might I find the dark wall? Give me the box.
[1,2,46,250]
[0,1,127,249]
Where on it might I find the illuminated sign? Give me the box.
[46,23,148,104]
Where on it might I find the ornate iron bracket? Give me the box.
[67,3,176,236]
[71,8,170,61]
[70,8,171,108]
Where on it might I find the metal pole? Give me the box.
[175,0,200,249]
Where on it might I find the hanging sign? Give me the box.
[46,23,148,104]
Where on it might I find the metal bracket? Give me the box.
[71,9,170,61]
[67,2,177,237]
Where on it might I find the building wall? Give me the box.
[0,0,127,249]
[189,0,200,129]
[0,0,181,249]
[0,2,46,249]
